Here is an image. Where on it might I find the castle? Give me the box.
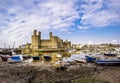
[20,30,71,51]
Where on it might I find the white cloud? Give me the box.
[87,40,93,45]
[78,0,120,29]
[0,0,120,47]
[78,26,90,29]
[112,40,117,43]
[81,10,118,27]
[0,0,79,47]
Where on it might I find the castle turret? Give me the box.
[63,40,71,48]
[50,32,52,39]
[38,31,41,48]
[31,30,41,49]
[34,30,37,35]
[38,31,41,37]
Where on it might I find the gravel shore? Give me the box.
[0,62,120,83]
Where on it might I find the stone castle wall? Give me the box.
[20,30,71,50]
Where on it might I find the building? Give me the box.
[20,30,71,50]
[72,44,82,49]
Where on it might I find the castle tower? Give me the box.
[38,31,41,37]
[34,29,37,35]
[50,32,52,40]
[31,30,41,49]
[38,31,41,48]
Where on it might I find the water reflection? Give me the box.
[30,52,71,63]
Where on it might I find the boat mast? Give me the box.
[4,43,6,49]
[13,41,15,49]
[9,44,10,49]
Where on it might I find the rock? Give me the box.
[0,57,2,62]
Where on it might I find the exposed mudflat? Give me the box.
[0,62,120,83]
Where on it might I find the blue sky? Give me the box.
[0,0,120,48]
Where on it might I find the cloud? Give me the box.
[81,10,118,27]
[0,0,120,47]
[78,0,120,29]
[0,0,79,47]
[87,40,93,45]
[78,26,90,29]
[112,40,117,43]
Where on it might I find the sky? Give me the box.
[0,0,120,48]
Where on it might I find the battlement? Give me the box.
[21,30,71,49]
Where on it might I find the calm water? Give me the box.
[30,52,71,63]
[24,51,105,63]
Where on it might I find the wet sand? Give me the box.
[0,61,120,83]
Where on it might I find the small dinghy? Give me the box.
[44,54,51,61]
[85,56,96,62]
[7,55,23,63]
[23,55,31,59]
[75,59,86,63]
[32,56,40,60]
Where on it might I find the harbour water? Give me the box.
[29,52,71,65]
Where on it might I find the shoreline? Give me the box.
[0,61,120,83]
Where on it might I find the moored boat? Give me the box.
[44,54,51,61]
[32,56,40,60]
[117,54,120,59]
[75,59,86,63]
[85,56,96,62]
[96,58,120,65]
[23,55,31,59]
[0,49,12,56]
[0,55,11,61]
[7,55,23,63]
[104,53,117,56]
